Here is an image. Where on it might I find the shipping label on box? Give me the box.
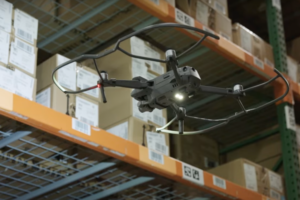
[268,171,283,193]
[14,9,38,45]
[14,69,35,101]
[36,87,51,108]
[243,163,258,192]
[196,1,209,26]
[146,131,169,155]
[9,38,36,76]
[0,30,10,64]
[106,121,129,140]
[77,67,100,98]
[57,54,77,91]
[0,64,14,92]
[75,96,99,127]
[0,0,13,33]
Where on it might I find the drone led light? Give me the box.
[52,23,289,135]
[175,93,184,100]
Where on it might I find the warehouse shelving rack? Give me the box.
[1,0,299,199]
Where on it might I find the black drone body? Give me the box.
[52,23,289,135]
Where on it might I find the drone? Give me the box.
[53,23,289,135]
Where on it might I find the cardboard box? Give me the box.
[76,65,102,102]
[263,42,274,68]
[0,0,13,33]
[177,0,232,40]
[202,0,228,16]
[0,63,36,101]
[165,0,175,7]
[287,56,299,82]
[287,36,300,63]
[106,116,170,155]
[0,30,10,66]
[208,159,264,192]
[172,130,219,169]
[12,9,38,46]
[37,54,77,91]
[36,83,76,117]
[259,168,284,200]
[232,23,264,60]
[8,35,37,77]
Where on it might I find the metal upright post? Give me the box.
[266,0,300,199]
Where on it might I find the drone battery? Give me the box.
[105,116,170,156]
[37,54,77,92]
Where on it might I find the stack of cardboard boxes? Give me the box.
[208,158,285,200]
[176,0,232,41]
[0,0,38,101]
[232,23,275,68]
[83,36,170,155]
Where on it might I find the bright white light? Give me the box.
[175,93,184,100]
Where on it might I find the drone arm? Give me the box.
[102,79,149,89]
[198,85,243,96]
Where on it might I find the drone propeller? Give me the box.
[52,23,289,135]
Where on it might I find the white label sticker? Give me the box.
[132,98,148,122]
[269,171,283,193]
[285,105,296,132]
[243,163,258,192]
[265,58,274,68]
[182,162,204,185]
[150,62,164,75]
[149,149,164,164]
[72,118,91,136]
[196,1,209,26]
[213,176,226,190]
[75,96,99,127]
[9,40,36,75]
[147,72,157,80]
[0,0,13,33]
[240,27,252,53]
[14,9,38,44]
[57,55,77,91]
[0,65,14,92]
[253,57,264,69]
[175,8,194,27]
[148,109,166,127]
[146,131,168,155]
[77,67,99,98]
[270,189,281,200]
[132,58,148,79]
[36,87,51,108]
[107,121,129,140]
[272,0,281,11]
[0,30,10,64]
[14,69,35,101]
[214,1,226,15]
[150,0,159,5]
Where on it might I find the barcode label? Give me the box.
[182,162,204,185]
[72,118,91,136]
[154,142,168,155]
[80,116,94,126]
[16,39,33,54]
[270,189,281,200]
[149,150,164,164]
[253,57,264,69]
[17,28,33,44]
[203,26,215,34]
[264,58,274,68]
[214,1,226,15]
[213,176,226,189]
[153,114,165,126]
[272,0,281,10]
[175,8,194,26]
[150,0,159,5]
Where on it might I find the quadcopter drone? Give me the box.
[52,23,289,135]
